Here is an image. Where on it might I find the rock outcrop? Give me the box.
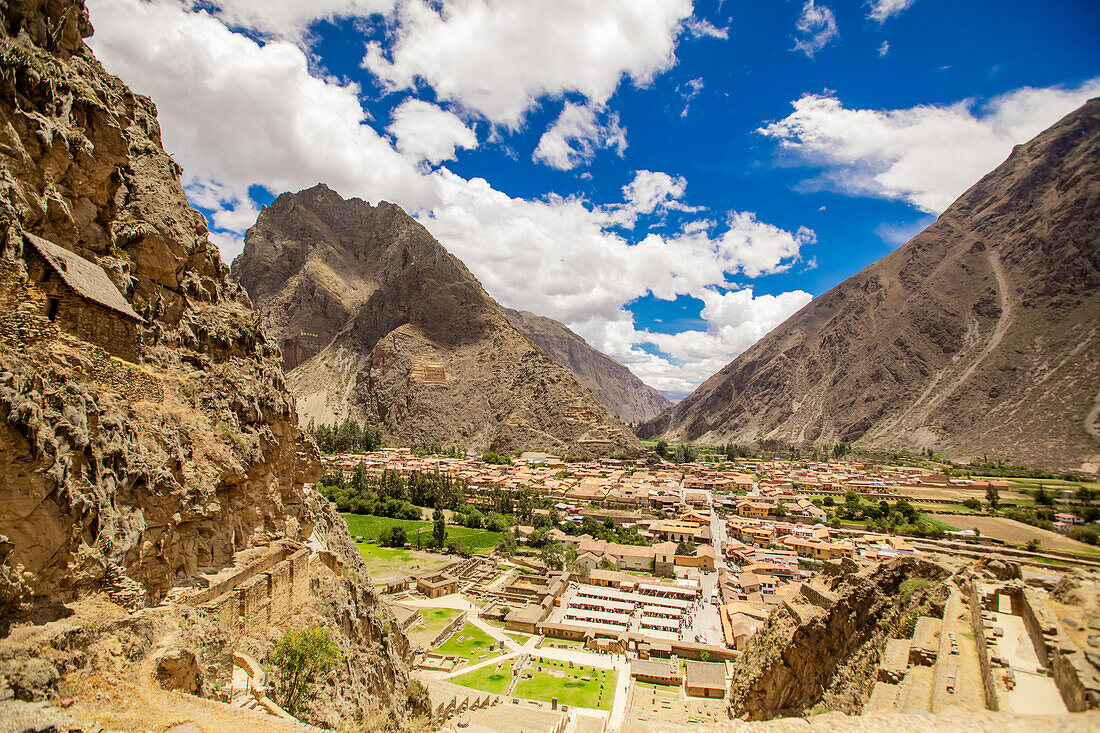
[233,185,643,457]
[0,2,413,726]
[504,307,671,425]
[641,100,1100,474]
[727,555,957,720]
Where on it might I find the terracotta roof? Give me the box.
[26,233,143,322]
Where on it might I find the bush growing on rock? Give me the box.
[267,627,341,715]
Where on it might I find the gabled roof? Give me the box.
[26,233,143,322]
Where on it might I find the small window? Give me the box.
[45,297,59,322]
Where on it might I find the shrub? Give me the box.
[898,577,930,604]
[267,627,341,715]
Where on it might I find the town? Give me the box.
[319,447,1100,730]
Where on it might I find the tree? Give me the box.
[565,545,578,568]
[541,541,565,570]
[532,513,551,529]
[380,526,408,548]
[774,503,787,518]
[675,540,696,556]
[485,512,508,532]
[496,529,517,555]
[823,495,835,507]
[1034,484,1054,506]
[598,557,619,571]
[432,509,446,549]
[699,650,710,663]
[962,497,982,510]
[267,627,341,715]
[1025,538,1040,552]
[1075,486,1094,503]
[655,440,669,459]
[986,486,1000,512]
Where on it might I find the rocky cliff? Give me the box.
[504,308,672,425]
[0,2,413,726]
[641,100,1100,474]
[727,556,956,720]
[233,185,642,457]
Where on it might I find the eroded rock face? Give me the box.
[0,0,318,615]
[727,556,957,720]
[232,185,643,457]
[641,100,1100,473]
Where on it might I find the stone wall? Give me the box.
[196,542,311,635]
[968,581,1000,711]
[24,249,142,363]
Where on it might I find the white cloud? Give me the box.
[867,0,916,23]
[758,79,1100,213]
[532,103,627,171]
[683,16,728,39]
[877,40,890,57]
[362,0,694,127]
[186,0,396,42]
[792,1,838,57]
[388,99,477,164]
[679,77,704,118]
[86,0,814,393]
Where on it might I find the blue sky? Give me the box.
[85,0,1100,397]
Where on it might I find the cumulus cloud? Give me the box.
[867,0,916,23]
[86,0,814,392]
[758,79,1100,213]
[388,99,477,164]
[362,0,693,127]
[533,103,627,171]
[792,1,838,57]
[186,0,396,42]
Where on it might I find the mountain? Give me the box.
[232,185,642,457]
[641,100,1100,474]
[0,1,413,725]
[503,308,672,425]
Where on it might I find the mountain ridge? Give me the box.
[233,185,643,457]
[641,99,1100,474]
[503,307,672,425]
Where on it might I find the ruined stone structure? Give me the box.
[5,233,145,362]
[181,541,311,635]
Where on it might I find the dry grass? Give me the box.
[929,514,1099,556]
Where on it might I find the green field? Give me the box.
[505,632,531,645]
[513,658,616,711]
[416,607,463,638]
[451,658,516,695]
[342,513,502,550]
[354,541,453,581]
[435,622,501,663]
[542,637,587,649]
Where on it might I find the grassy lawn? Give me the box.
[354,541,453,581]
[542,637,587,648]
[343,513,502,550]
[435,622,501,663]
[416,607,463,638]
[451,658,516,695]
[505,632,531,645]
[513,658,616,711]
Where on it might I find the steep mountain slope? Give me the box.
[503,307,672,425]
[0,2,413,725]
[233,185,641,457]
[641,100,1100,473]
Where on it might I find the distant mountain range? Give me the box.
[232,185,642,457]
[641,99,1100,474]
[503,308,672,425]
